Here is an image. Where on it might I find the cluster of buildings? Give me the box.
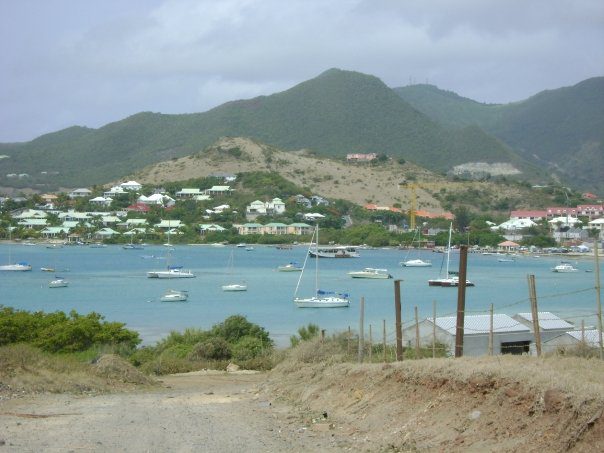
[403,311,601,357]
[4,178,335,241]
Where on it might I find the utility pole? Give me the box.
[394,280,403,361]
[594,241,603,360]
[455,245,468,357]
[527,274,542,357]
[358,297,365,363]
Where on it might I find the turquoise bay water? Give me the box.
[1,243,601,346]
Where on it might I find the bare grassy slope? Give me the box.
[264,341,604,452]
[132,137,533,212]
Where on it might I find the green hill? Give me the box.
[0,69,536,189]
[395,77,604,192]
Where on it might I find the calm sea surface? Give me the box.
[1,243,601,346]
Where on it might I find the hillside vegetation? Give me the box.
[395,77,604,192]
[132,137,552,213]
[0,69,528,190]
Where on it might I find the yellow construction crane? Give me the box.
[398,181,450,230]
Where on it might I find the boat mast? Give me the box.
[315,224,319,294]
[445,222,452,277]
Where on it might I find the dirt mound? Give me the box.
[92,354,157,386]
[264,352,604,452]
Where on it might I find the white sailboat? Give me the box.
[428,223,474,287]
[294,224,350,308]
[222,249,247,291]
[160,289,188,302]
[0,228,32,271]
[147,245,195,279]
[400,229,432,267]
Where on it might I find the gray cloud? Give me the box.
[1,0,603,141]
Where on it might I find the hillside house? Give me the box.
[209,172,237,182]
[155,220,182,230]
[11,209,48,219]
[120,180,142,191]
[402,314,534,357]
[576,204,604,220]
[199,224,227,235]
[295,195,312,208]
[510,210,547,221]
[138,194,175,207]
[103,186,128,197]
[546,206,578,218]
[263,222,288,235]
[246,198,285,220]
[90,196,113,207]
[346,153,377,163]
[69,188,92,199]
[236,223,264,235]
[126,202,150,213]
[288,223,313,235]
[94,228,120,239]
[175,188,203,199]
[40,226,71,238]
[204,185,232,196]
[17,218,48,229]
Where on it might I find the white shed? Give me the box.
[402,314,533,357]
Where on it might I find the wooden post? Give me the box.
[382,319,387,362]
[321,329,325,343]
[358,297,365,363]
[394,279,403,361]
[454,245,468,358]
[527,274,542,357]
[414,306,420,359]
[368,324,373,362]
[432,300,436,359]
[488,303,494,356]
[581,320,585,344]
[347,326,351,355]
[594,241,603,360]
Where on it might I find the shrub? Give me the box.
[189,337,232,360]
[232,336,266,361]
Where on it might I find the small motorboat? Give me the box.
[401,258,432,267]
[552,263,579,273]
[348,268,392,279]
[49,277,69,288]
[222,283,247,292]
[277,262,303,272]
[160,289,188,302]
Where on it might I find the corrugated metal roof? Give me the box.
[565,329,602,346]
[429,314,529,335]
[514,312,574,330]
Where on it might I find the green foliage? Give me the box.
[210,315,272,347]
[0,307,141,353]
[189,337,232,360]
[290,323,320,347]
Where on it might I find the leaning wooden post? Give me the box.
[414,306,420,359]
[488,303,494,356]
[347,326,351,356]
[358,296,365,363]
[527,274,542,357]
[594,240,603,360]
[432,300,436,358]
[454,245,468,358]
[394,279,403,361]
[368,324,373,362]
[382,319,387,362]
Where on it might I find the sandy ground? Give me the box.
[0,370,345,452]
[1,355,602,452]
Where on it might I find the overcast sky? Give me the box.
[1,0,603,142]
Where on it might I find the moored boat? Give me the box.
[348,268,392,279]
[277,262,303,272]
[160,289,188,302]
[49,277,69,288]
[552,263,579,273]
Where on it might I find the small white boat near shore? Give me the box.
[160,289,188,302]
[49,277,69,288]
[552,263,579,273]
[348,268,392,279]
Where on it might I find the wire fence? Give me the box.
[276,275,603,361]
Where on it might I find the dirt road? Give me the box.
[0,370,345,452]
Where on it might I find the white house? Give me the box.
[120,180,142,191]
[138,194,175,207]
[103,186,128,197]
[204,185,232,195]
[303,213,325,221]
[266,198,286,214]
[402,314,534,357]
[175,188,203,199]
[199,224,227,235]
[155,219,182,229]
[69,188,92,199]
[90,196,113,207]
